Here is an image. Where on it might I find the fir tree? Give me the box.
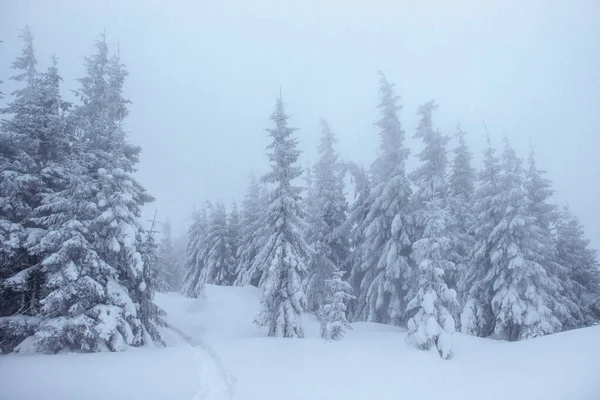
[159,219,183,292]
[406,197,457,359]
[235,174,269,286]
[351,71,412,325]
[447,125,476,299]
[137,213,168,344]
[0,27,45,319]
[462,138,562,341]
[555,205,600,327]
[525,148,580,328]
[305,119,349,313]
[202,201,236,286]
[253,95,310,338]
[227,201,241,272]
[460,136,502,337]
[21,35,164,352]
[320,267,354,340]
[183,207,208,297]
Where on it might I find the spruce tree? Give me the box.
[351,71,412,325]
[406,197,457,359]
[21,35,165,352]
[235,174,269,286]
[0,27,45,319]
[447,125,476,300]
[159,219,183,292]
[555,205,600,326]
[305,119,349,313]
[462,138,562,341]
[525,148,581,328]
[406,102,457,357]
[183,207,208,297]
[460,136,502,337]
[227,201,241,273]
[202,201,236,286]
[137,214,168,343]
[320,267,354,340]
[253,95,310,338]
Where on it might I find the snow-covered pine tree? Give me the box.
[554,205,600,327]
[447,125,476,300]
[227,201,241,274]
[183,207,208,297]
[320,267,354,340]
[20,35,165,353]
[406,196,457,359]
[137,212,168,344]
[1,30,72,353]
[253,95,310,338]
[0,27,45,319]
[235,174,268,286]
[201,201,236,286]
[305,119,349,313]
[525,148,581,329]
[459,136,502,337]
[462,138,562,341]
[351,71,412,325]
[405,102,457,358]
[159,219,183,292]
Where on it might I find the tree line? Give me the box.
[181,75,600,358]
[1,29,598,358]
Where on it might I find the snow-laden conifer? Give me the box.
[305,119,349,313]
[555,205,600,326]
[235,175,269,286]
[462,138,562,341]
[351,71,412,325]
[253,95,310,338]
[320,267,354,340]
[183,208,208,297]
[406,197,457,359]
[201,202,236,286]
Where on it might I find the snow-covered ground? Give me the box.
[1,285,599,400]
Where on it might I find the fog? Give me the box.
[1,0,599,247]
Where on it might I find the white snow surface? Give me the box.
[1,284,599,400]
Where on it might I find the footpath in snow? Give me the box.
[1,284,600,400]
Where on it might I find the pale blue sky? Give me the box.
[1,0,599,248]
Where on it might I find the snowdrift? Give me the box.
[1,284,599,400]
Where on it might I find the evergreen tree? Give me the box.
[406,102,456,357]
[462,138,562,341]
[305,119,349,313]
[235,174,269,286]
[320,267,354,340]
[159,219,183,292]
[19,35,165,352]
[137,214,168,344]
[183,207,208,297]
[201,201,236,286]
[253,95,310,338]
[406,197,457,359]
[0,27,44,319]
[447,125,476,299]
[351,71,412,325]
[555,205,600,326]
[525,148,580,328]
[337,161,370,317]
[228,201,241,272]
[460,136,502,337]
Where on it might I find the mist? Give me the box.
[1,0,598,247]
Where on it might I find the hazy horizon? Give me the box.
[1,0,598,248]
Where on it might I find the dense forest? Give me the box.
[1,28,599,359]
